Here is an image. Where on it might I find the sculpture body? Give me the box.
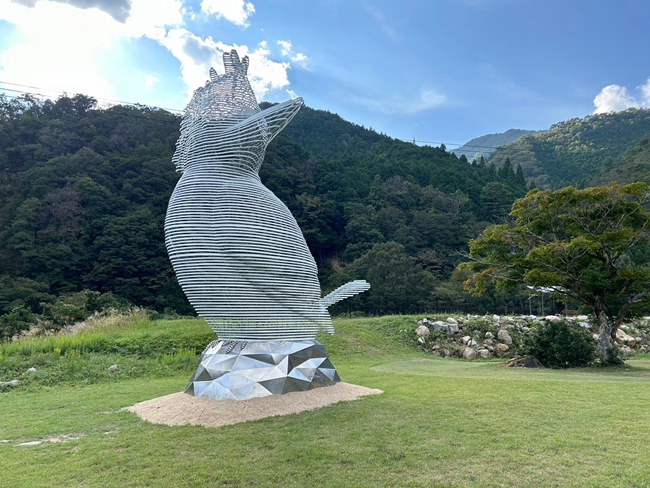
[165,50,369,400]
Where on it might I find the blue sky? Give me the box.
[1,0,649,147]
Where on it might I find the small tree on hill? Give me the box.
[462,183,650,365]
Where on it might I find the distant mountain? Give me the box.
[488,108,650,189]
[452,129,539,162]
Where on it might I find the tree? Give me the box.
[334,242,436,315]
[462,183,650,365]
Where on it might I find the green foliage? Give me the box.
[524,320,596,368]
[0,94,533,319]
[489,108,650,189]
[0,306,35,341]
[463,182,650,363]
[592,135,650,187]
[331,242,437,315]
[0,313,212,388]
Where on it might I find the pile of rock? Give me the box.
[416,314,523,360]
[415,313,650,360]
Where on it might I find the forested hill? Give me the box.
[488,108,650,189]
[591,135,650,187]
[452,129,539,162]
[0,94,529,332]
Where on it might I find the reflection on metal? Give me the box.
[165,49,369,342]
[186,340,340,401]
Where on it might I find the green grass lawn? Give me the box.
[2,315,650,487]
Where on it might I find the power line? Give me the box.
[400,138,504,150]
[0,80,183,114]
[0,80,517,151]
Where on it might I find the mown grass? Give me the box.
[2,314,650,487]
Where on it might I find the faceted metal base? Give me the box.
[185,340,340,401]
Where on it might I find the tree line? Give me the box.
[0,94,534,336]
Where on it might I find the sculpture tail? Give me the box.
[320,280,370,309]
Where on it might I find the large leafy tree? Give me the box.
[462,183,650,364]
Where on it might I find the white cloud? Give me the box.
[11,0,131,22]
[593,78,650,114]
[277,40,292,57]
[276,39,309,66]
[201,0,255,27]
[154,30,290,101]
[0,0,123,99]
[354,88,447,114]
[640,78,650,106]
[145,75,160,89]
[593,85,639,114]
[0,0,294,106]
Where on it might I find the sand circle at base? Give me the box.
[127,382,383,428]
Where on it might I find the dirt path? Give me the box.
[127,382,383,428]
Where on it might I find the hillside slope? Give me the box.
[0,94,529,320]
[488,108,650,188]
[591,135,650,186]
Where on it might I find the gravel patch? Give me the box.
[127,382,383,428]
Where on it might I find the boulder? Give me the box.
[26,367,37,374]
[577,315,589,321]
[544,315,562,324]
[415,325,430,337]
[578,322,590,328]
[492,314,500,322]
[507,356,544,368]
[461,335,471,345]
[497,329,513,345]
[477,349,490,359]
[495,343,510,353]
[0,380,22,387]
[446,317,458,324]
[432,321,459,334]
[484,331,494,339]
[484,338,494,346]
[417,336,426,344]
[467,339,478,347]
[462,347,477,360]
[592,333,600,341]
[616,329,635,345]
[108,364,119,373]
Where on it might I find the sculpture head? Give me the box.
[172,49,262,172]
[185,49,261,129]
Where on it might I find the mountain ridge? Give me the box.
[452,128,540,162]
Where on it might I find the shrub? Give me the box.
[525,320,595,368]
[0,306,35,341]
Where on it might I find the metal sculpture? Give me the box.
[165,50,369,400]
